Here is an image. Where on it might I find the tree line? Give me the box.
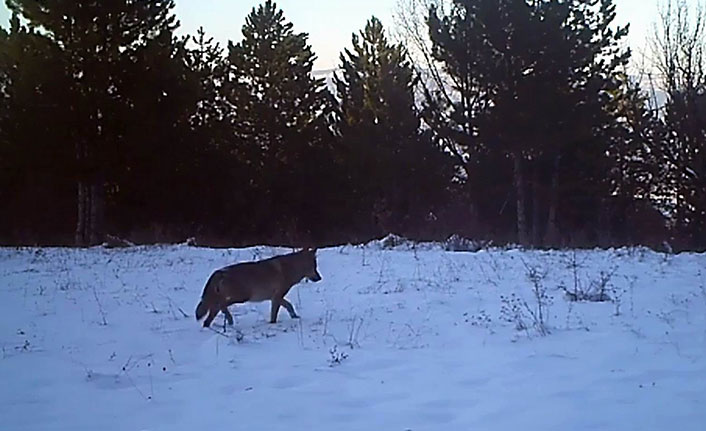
[0,0,704,251]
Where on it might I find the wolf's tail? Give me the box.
[195,300,208,321]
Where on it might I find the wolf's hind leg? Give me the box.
[269,298,281,324]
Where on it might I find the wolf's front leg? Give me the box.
[221,306,234,325]
[203,307,219,328]
[280,298,299,319]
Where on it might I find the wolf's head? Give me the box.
[300,248,322,282]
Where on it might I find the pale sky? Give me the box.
[0,1,676,71]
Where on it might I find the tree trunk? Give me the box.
[75,180,104,246]
[89,180,105,245]
[544,154,561,247]
[75,132,104,246]
[513,152,528,246]
[76,180,88,246]
[75,133,90,246]
[531,160,542,247]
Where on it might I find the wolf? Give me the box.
[195,248,322,328]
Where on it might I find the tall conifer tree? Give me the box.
[225,0,335,241]
[4,0,194,244]
[335,17,453,236]
[426,0,631,246]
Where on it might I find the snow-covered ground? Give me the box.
[1,241,705,430]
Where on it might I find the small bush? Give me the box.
[500,262,553,336]
[561,267,616,303]
[328,345,349,367]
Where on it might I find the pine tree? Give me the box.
[187,27,229,137]
[225,0,335,242]
[335,17,453,236]
[647,0,706,250]
[0,14,75,243]
[425,0,632,246]
[4,0,193,245]
[109,28,203,238]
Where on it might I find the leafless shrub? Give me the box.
[559,251,617,303]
